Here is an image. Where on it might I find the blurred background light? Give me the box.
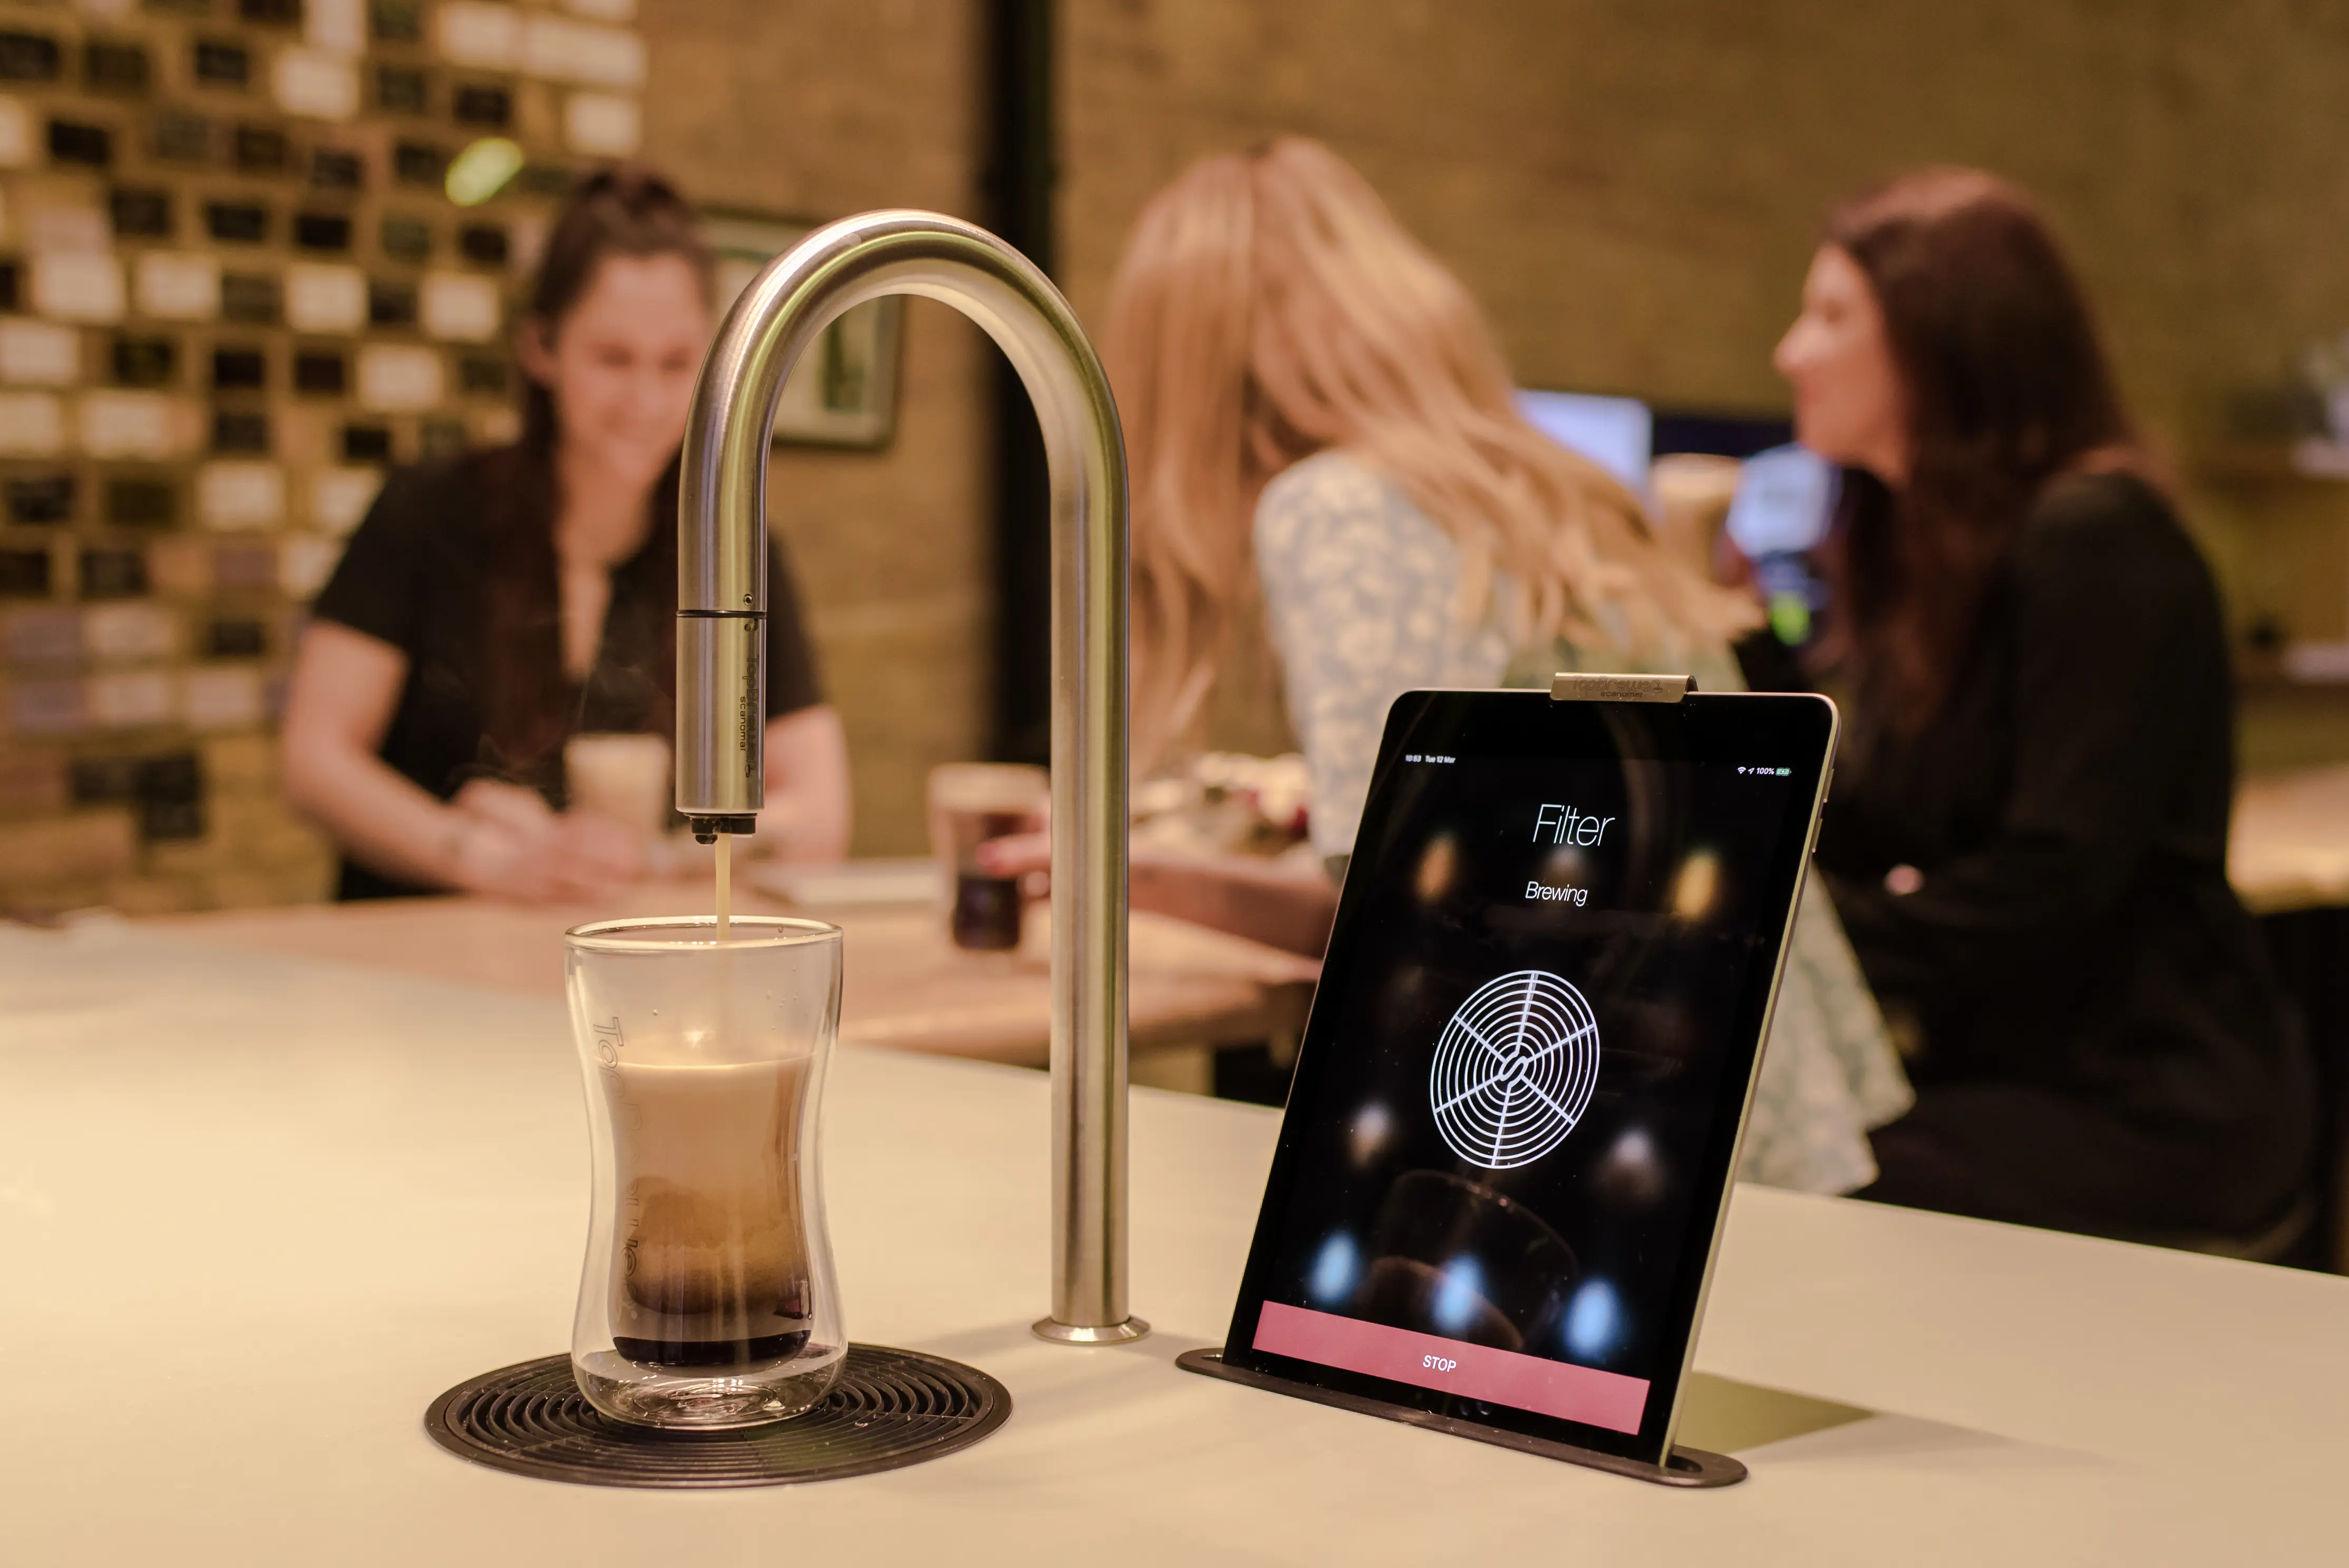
[1541,845,1589,886]
[1599,1124,1667,1204]
[1517,389,1654,490]
[1414,831,1458,903]
[1309,1232,1360,1306]
[446,138,526,207]
[1672,848,1723,921]
[1432,1255,1487,1336]
[1726,444,1837,557]
[1564,1277,1626,1363]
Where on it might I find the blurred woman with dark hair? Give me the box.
[1778,168,2312,1243]
[283,169,849,901]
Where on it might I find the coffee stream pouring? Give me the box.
[668,210,1146,1352]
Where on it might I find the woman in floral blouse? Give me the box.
[995,138,1909,1190]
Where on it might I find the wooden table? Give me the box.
[136,762,2336,1058]
[2232,762,2349,915]
[151,880,1319,1070]
[4,921,2345,1564]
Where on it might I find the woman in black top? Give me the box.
[1774,169,2312,1242]
[282,170,848,901]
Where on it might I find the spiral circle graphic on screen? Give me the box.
[1429,970,1601,1171]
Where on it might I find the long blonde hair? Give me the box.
[1105,137,1756,769]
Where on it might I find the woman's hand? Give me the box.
[972,831,1053,901]
[446,820,641,903]
[445,780,645,903]
[448,778,556,837]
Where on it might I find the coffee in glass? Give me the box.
[565,915,845,1428]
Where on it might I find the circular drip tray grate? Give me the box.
[425,1346,1011,1489]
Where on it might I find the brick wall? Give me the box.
[1057,0,2349,647]
[0,0,652,916]
[0,0,995,910]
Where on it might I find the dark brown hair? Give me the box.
[1819,168,2137,723]
[479,166,715,787]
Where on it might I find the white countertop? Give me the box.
[2,919,2343,1565]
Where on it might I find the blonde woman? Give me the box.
[1041,137,1907,1192]
[990,142,1737,955]
[1113,139,1762,863]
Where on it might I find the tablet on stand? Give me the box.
[1180,674,1840,1488]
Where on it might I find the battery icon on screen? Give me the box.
[1775,768,1791,776]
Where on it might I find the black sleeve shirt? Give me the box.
[310,453,824,891]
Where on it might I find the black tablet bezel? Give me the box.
[1218,688,1838,1469]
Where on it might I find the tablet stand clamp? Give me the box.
[1176,1349,1747,1487]
[1549,672,1697,703]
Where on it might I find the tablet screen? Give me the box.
[1223,690,1835,1466]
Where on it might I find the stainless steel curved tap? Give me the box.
[675,210,1146,1345]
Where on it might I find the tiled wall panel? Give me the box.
[0,0,645,914]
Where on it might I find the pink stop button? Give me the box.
[1251,1300,1651,1435]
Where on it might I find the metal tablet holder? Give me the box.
[1176,1350,1746,1487]
[1549,671,1696,703]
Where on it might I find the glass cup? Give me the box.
[564,916,846,1429]
[925,762,1048,952]
[565,732,674,846]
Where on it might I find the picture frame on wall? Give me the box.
[702,209,906,451]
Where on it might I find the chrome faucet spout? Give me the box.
[675,211,1143,1343]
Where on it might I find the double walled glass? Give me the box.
[565,916,846,1429]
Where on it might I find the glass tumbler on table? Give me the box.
[926,762,1048,952]
[565,916,846,1429]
